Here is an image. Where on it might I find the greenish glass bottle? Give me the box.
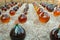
[10,24,26,40]
[50,25,60,40]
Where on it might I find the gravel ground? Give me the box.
[0,3,60,40]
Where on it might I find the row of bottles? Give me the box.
[40,2,57,12]
[33,2,60,40]
[0,2,60,40]
[9,2,23,16]
[32,2,39,12]
[33,2,50,23]
[33,2,60,23]
[9,5,20,16]
[18,3,29,23]
[0,2,17,12]
[23,3,29,15]
[0,2,29,24]
[0,2,27,40]
[10,24,26,40]
[0,2,24,24]
[40,2,60,16]
[10,3,29,40]
[8,2,60,40]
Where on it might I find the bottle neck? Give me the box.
[15,24,22,28]
[16,24,18,26]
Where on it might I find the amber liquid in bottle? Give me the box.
[39,12,50,23]
[1,14,10,23]
[10,24,26,40]
[18,14,27,24]
[9,10,16,16]
[54,8,60,16]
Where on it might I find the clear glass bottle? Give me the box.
[39,12,50,23]
[1,14,10,23]
[18,14,27,24]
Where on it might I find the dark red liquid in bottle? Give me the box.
[50,28,60,40]
[46,4,57,12]
[18,14,27,24]
[9,10,16,16]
